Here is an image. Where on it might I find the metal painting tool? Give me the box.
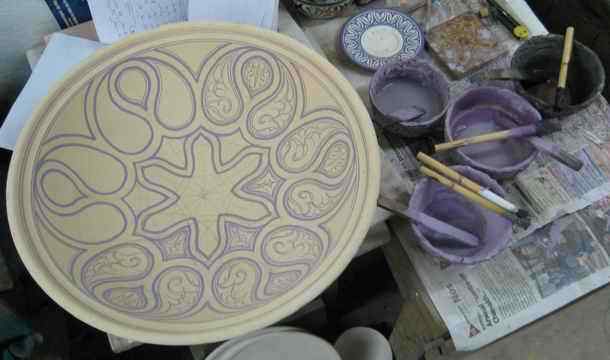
[434,121,561,151]
[478,68,552,82]
[417,152,531,219]
[419,165,531,229]
[377,195,480,248]
[555,26,575,110]
[486,0,529,40]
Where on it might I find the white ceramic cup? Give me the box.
[334,327,392,360]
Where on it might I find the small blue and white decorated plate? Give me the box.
[339,8,424,71]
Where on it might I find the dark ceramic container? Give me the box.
[512,34,605,118]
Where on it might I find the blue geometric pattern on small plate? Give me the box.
[340,8,423,71]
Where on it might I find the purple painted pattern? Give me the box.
[30,42,358,322]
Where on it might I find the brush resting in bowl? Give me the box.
[408,166,513,264]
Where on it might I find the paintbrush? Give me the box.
[419,165,531,229]
[417,153,530,219]
[433,123,583,171]
[555,27,575,110]
[378,195,479,248]
[434,121,561,152]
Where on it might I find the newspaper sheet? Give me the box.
[391,195,610,350]
[381,3,610,352]
[297,0,610,351]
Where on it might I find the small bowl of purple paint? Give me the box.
[445,87,542,179]
[369,59,450,137]
[409,165,513,265]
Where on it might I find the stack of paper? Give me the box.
[188,0,279,31]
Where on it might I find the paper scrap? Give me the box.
[0,34,104,151]
[188,0,279,30]
[88,0,188,43]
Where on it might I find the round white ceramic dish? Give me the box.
[334,327,393,360]
[215,332,341,360]
[206,327,304,360]
[339,8,424,71]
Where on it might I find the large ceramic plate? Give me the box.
[7,23,379,345]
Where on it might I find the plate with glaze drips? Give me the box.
[339,8,424,71]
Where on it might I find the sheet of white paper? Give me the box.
[258,0,279,30]
[497,0,548,36]
[271,0,280,31]
[0,34,104,150]
[89,0,188,43]
[188,0,277,30]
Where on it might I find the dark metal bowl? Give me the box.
[512,34,605,118]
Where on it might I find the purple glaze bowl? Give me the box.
[409,165,512,264]
[445,87,542,179]
[369,59,450,137]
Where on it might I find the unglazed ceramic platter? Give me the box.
[7,23,380,345]
[339,9,423,71]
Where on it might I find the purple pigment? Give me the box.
[374,78,443,123]
[452,107,535,168]
[408,166,513,264]
[446,87,542,179]
[369,59,450,137]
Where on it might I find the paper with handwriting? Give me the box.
[88,0,188,43]
[188,0,279,30]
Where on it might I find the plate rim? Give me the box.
[6,22,380,345]
[339,8,424,71]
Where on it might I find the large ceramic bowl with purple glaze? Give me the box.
[369,59,450,137]
[408,166,512,264]
[445,87,542,179]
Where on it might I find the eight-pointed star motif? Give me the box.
[140,131,270,259]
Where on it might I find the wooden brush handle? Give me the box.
[558,27,575,89]
[434,129,513,152]
[418,164,530,228]
[419,166,507,216]
[416,153,483,193]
